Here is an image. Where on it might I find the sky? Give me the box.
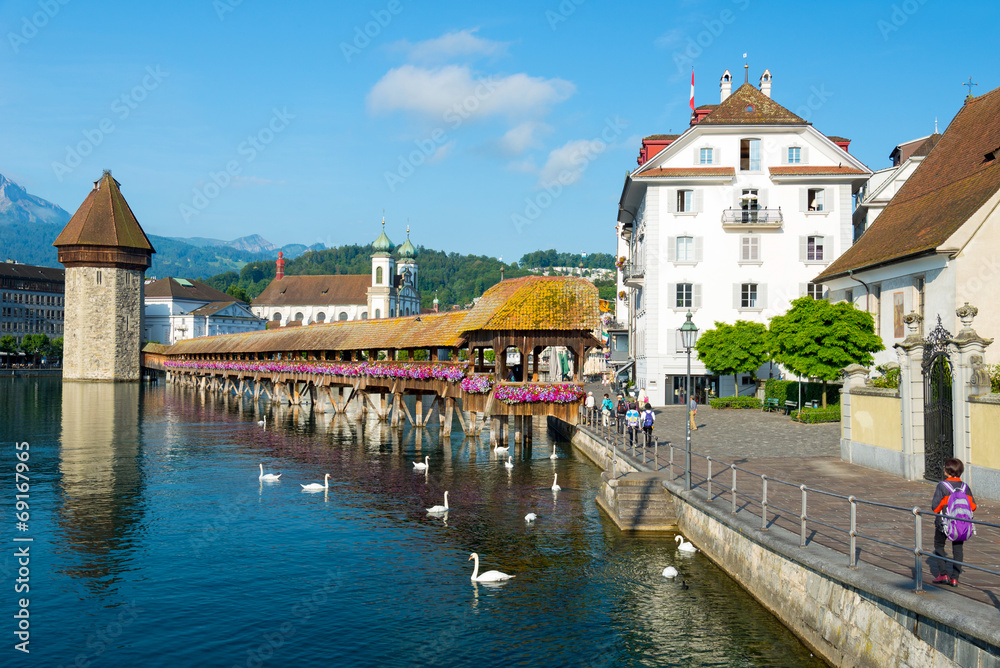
[0,0,998,262]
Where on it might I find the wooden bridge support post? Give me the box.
[525,416,533,445]
[514,415,523,445]
[443,398,454,435]
[391,393,401,427]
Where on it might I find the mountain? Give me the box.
[0,174,71,226]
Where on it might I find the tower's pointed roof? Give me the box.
[53,171,155,252]
[397,225,416,259]
[697,83,807,126]
[372,217,394,253]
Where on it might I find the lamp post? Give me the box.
[680,311,699,490]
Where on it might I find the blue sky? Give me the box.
[0,0,997,261]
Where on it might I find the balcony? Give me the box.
[623,262,644,288]
[721,207,783,230]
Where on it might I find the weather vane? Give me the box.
[743,52,748,83]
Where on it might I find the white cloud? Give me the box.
[399,28,509,63]
[538,138,603,187]
[507,158,537,174]
[427,140,456,164]
[498,121,550,155]
[367,65,575,122]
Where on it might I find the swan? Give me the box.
[258,463,281,481]
[494,443,509,454]
[524,513,537,522]
[680,580,690,590]
[257,416,266,427]
[551,473,561,491]
[426,491,449,514]
[468,552,514,582]
[675,535,698,553]
[412,456,429,471]
[301,473,330,491]
[504,456,514,470]
[662,566,678,578]
[549,445,558,460]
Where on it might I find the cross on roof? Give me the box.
[963,77,978,95]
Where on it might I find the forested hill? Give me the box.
[203,246,614,311]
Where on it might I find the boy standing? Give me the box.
[625,402,640,447]
[930,458,977,587]
[641,403,655,447]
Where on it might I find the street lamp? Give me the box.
[679,311,699,490]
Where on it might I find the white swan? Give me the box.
[494,444,509,454]
[675,535,698,553]
[258,463,281,481]
[257,416,266,427]
[412,456,429,471]
[468,552,514,582]
[549,444,558,460]
[504,456,514,470]
[426,491,449,514]
[662,566,679,578]
[524,513,537,522]
[301,473,330,491]
[551,473,561,491]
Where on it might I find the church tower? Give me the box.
[396,226,419,317]
[53,171,155,381]
[366,219,395,319]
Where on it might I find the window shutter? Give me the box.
[667,236,676,261]
[666,283,676,308]
[693,284,702,309]
[694,147,701,165]
[713,146,721,165]
[757,188,768,208]
[799,283,808,297]
[667,190,677,213]
[799,188,809,212]
[694,237,704,262]
[665,328,675,353]
[799,237,808,262]
[758,284,768,309]
[693,189,703,213]
[822,188,830,212]
[733,284,741,309]
[823,236,831,260]
[734,188,742,209]
[801,146,809,164]
[781,148,789,165]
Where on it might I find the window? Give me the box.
[315,312,326,322]
[677,190,693,213]
[676,283,692,308]
[845,289,854,305]
[338,312,348,321]
[807,236,824,261]
[699,148,713,164]
[375,309,381,319]
[741,283,758,309]
[294,312,304,322]
[272,313,282,322]
[361,312,368,320]
[808,188,825,211]
[96,270,102,285]
[676,236,694,262]
[740,236,760,262]
[740,138,761,171]
[807,283,824,299]
[376,266,383,285]
[740,189,759,223]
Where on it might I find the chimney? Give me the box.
[276,251,284,280]
[759,69,772,98]
[720,70,732,102]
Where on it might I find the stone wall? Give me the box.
[970,394,1000,500]
[63,266,143,381]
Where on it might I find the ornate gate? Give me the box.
[922,318,953,481]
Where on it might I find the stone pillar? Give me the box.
[840,363,870,463]
[949,304,994,470]
[895,312,926,481]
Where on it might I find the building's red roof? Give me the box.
[145,277,238,303]
[252,274,371,307]
[53,171,154,252]
[697,84,807,126]
[639,167,736,178]
[769,166,869,176]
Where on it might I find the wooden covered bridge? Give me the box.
[142,276,602,444]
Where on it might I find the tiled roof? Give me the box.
[817,87,1000,281]
[252,274,371,306]
[910,134,942,158]
[145,277,238,303]
[643,134,680,141]
[189,301,239,317]
[0,262,64,283]
[639,167,735,178]
[53,171,155,252]
[769,166,869,176]
[698,84,808,126]
[460,275,599,331]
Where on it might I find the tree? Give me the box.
[50,336,64,362]
[695,320,769,396]
[768,297,884,407]
[226,284,250,303]
[19,334,50,365]
[0,335,16,355]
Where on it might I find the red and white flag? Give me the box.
[689,69,695,110]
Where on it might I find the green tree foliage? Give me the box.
[19,333,50,364]
[50,336,63,360]
[518,249,615,270]
[0,335,17,355]
[769,297,884,407]
[225,284,250,303]
[695,320,769,395]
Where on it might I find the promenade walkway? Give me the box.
[578,404,1000,611]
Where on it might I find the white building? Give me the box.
[616,69,871,405]
[252,222,421,325]
[817,87,1000,365]
[144,277,264,345]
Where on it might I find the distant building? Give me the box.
[0,261,65,345]
[252,221,421,325]
[144,277,264,345]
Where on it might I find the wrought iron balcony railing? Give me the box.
[721,207,783,227]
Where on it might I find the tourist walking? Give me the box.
[601,393,614,428]
[616,394,627,434]
[625,402,640,447]
[930,458,977,587]
[689,397,698,431]
[585,391,596,425]
[641,403,655,447]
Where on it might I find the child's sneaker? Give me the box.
[950,577,959,587]
[932,575,951,585]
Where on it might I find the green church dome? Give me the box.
[372,219,394,253]
[397,225,416,259]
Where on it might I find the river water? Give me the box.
[0,377,823,667]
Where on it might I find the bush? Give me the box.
[869,364,900,389]
[990,364,1000,393]
[764,379,840,406]
[791,405,841,423]
[709,396,762,410]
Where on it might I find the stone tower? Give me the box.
[53,171,155,381]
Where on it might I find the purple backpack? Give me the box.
[941,482,974,542]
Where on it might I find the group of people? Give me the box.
[583,391,656,448]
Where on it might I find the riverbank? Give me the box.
[0,368,61,377]
[550,416,1000,668]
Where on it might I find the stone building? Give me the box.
[144,277,264,345]
[0,261,65,345]
[54,171,155,381]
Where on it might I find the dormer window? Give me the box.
[745,105,755,113]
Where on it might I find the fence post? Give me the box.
[654,439,658,471]
[731,464,737,514]
[669,444,674,479]
[760,475,768,531]
[799,485,808,548]
[707,457,713,500]
[913,508,923,593]
[849,496,858,569]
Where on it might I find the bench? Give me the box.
[762,398,780,413]
[784,400,797,416]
